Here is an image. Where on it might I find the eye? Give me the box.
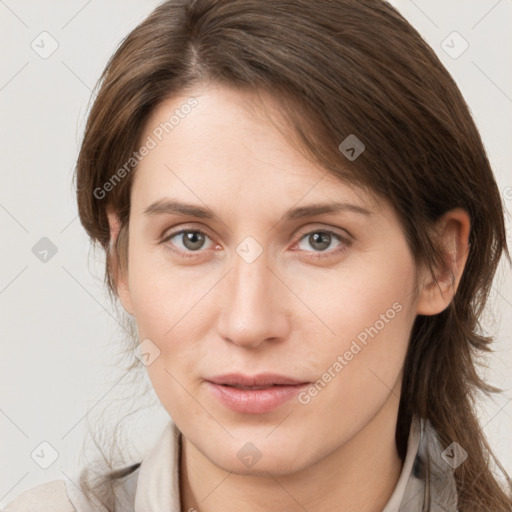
[162,229,215,257]
[294,229,350,258]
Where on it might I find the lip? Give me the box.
[207,373,308,387]
[205,373,310,414]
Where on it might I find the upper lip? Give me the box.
[206,373,309,387]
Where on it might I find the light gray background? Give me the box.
[1,0,511,506]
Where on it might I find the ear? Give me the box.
[416,208,471,316]
[106,206,134,316]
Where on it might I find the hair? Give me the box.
[73,0,512,510]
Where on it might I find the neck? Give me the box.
[179,390,404,512]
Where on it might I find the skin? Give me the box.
[108,82,470,512]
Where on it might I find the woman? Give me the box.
[5,0,511,510]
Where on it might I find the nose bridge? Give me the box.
[216,240,288,347]
[233,246,271,302]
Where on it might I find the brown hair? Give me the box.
[74,0,512,510]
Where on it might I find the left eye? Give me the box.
[296,230,346,253]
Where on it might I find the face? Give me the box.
[114,83,424,476]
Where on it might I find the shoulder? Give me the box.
[3,479,76,512]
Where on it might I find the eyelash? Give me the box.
[160,226,351,260]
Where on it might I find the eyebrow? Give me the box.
[143,198,373,220]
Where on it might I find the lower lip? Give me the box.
[206,382,309,414]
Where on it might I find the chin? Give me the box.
[200,435,314,477]
[218,452,309,477]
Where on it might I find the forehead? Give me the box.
[131,83,381,215]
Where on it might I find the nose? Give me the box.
[216,247,291,349]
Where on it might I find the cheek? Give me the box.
[294,248,416,405]
[126,249,216,390]
[294,247,416,347]
[127,240,211,338]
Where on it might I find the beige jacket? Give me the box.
[4,415,458,511]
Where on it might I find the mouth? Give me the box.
[205,373,310,414]
[206,372,309,387]
[219,384,284,390]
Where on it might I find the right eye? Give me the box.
[162,229,216,257]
